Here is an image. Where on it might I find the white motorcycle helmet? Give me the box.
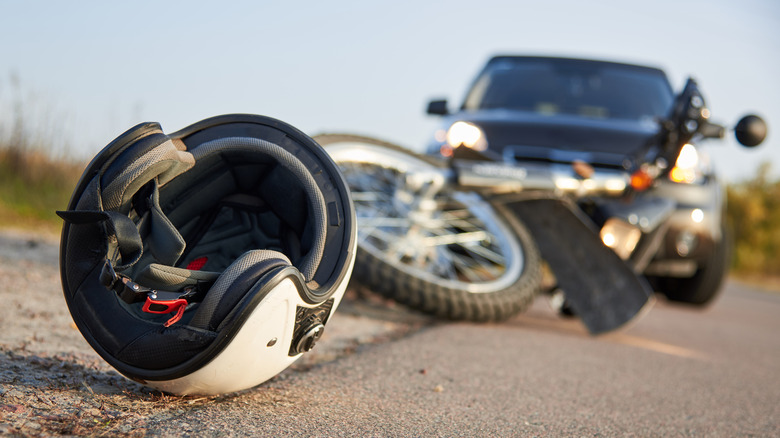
[58,114,356,395]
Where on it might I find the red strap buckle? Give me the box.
[143,294,188,327]
[186,256,209,271]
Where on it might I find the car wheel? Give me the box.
[655,222,731,306]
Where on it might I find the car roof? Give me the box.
[485,55,668,76]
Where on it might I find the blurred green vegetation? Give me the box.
[726,162,780,277]
[0,147,82,232]
[0,73,84,234]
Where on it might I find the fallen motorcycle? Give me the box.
[316,56,766,334]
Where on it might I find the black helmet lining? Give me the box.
[116,136,327,284]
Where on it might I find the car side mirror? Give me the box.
[427,99,449,116]
[734,115,767,147]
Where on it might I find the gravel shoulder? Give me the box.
[0,228,432,436]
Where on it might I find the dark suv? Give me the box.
[425,55,734,305]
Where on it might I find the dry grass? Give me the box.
[0,146,84,233]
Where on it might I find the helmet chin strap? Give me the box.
[56,208,211,327]
[57,177,186,273]
[98,259,213,327]
[56,209,144,271]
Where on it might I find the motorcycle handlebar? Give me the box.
[700,121,726,139]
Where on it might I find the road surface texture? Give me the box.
[1,228,778,437]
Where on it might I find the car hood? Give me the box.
[452,110,661,166]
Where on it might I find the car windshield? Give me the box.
[462,58,674,122]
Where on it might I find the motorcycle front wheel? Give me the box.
[317,134,541,322]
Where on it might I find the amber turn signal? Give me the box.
[630,169,654,191]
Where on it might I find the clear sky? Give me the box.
[1,0,778,182]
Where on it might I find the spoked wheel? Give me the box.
[317,134,541,322]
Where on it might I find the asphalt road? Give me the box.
[151,281,780,437]
[1,229,778,436]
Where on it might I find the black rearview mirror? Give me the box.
[735,115,767,147]
[427,99,449,116]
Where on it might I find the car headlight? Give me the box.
[669,143,704,184]
[446,121,488,151]
[600,218,642,260]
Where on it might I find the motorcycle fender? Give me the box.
[509,198,654,334]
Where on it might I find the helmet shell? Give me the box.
[59,114,356,395]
